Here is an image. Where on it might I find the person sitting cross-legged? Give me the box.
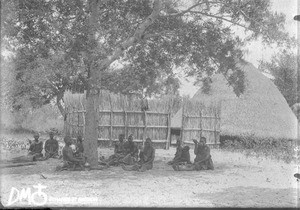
[122,138,155,172]
[74,135,84,158]
[44,131,59,159]
[56,136,85,171]
[172,137,214,171]
[11,132,44,163]
[28,133,44,160]
[101,134,127,166]
[120,134,139,165]
[167,139,191,166]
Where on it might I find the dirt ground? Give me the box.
[0,134,299,208]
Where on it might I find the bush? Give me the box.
[1,104,64,134]
[220,134,297,163]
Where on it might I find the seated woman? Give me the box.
[172,137,214,171]
[28,133,44,160]
[102,134,126,166]
[120,134,139,165]
[74,135,84,158]
[10,133,43,163]
[44,131,59,159]
[57,136,85,171]
[122,138,155,172]
[167,140,191,165]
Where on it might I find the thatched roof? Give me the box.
[172,62,298,140]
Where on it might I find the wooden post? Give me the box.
[110,110,113,146]
[166,112,171,149]
[70,108,73,138]
[121,94,126,137]
[80,97,85,139]
[180,99,185,143]
[109,95,113,146]
[77,111,80,138]
[218,101,222,146]
[143,111,147,147]
[199,109,202,139]
[214,106,217,145]
[124,111,128,138]
[166,98,172,150]
[67,109,70,136]
[64,107,68,136]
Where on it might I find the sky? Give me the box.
[178,0,298,97]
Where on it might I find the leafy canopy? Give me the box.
[1,0,293,110]
[259,50,299,107]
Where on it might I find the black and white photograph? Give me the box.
[0,0,299,208]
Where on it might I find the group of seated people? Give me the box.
[33,131,214,172]
[27,131,60,160]
[98,134,214,172]
[99,134,155,172]
[27,131,84,161]
[168,137,214,171]
[58,134,155,172]
[59,135,86,171]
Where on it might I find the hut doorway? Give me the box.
[170,128,181,146]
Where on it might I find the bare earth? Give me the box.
[0,138,299,208]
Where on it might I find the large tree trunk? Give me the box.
[83,0,100,167]
[83,0,162,166]
[83,88,99,167]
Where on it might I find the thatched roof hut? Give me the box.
[172,62,298,140]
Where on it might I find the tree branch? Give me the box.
[143,30,176,39]
[96,0,162,71]
[56,90,65,117]
[167,2,203,17]
[239,10,268,31]
[166,1,223,17]
[190,11,250,30]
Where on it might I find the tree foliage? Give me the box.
[2,0,293,112]
[259,50,299,107]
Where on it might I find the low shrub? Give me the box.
[1,104,64,134]
[220,134,298,163]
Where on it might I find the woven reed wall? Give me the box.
[181,99,221,145]
[64,90,174,148]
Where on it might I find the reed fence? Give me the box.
[181,99,221,146]
[64,90,174,149]
[64,90,221,148]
